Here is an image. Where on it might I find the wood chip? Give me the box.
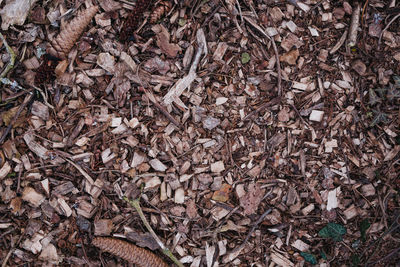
[22,187,45,207]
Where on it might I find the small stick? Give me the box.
[124,197,184,267]
[243,16,282,96]
[142,87,184,129]
[348,1,361,47]
[224,208,272,261]
[378,13,400,49]
[0,94,33,145]
[1,231,24,267]
[330,29,348,54]
[242,96,281,121]
[0,33,16,78]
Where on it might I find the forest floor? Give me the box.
[0,0,400,266]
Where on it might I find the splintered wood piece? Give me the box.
[92,237,168,267]
[48,6,98,59]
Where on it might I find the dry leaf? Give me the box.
[212,184,231,202]
[152,24,181,58]
[126,232,160,251]
[280,49,299,65]
[239,183,265,215]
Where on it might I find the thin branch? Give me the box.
[224,208,272,262]
[1,232,24,267]
[143,87,184,129]
[348,1,361,47]
[242,96,281,121]
[0,33,16,78]
[124,197,184,267]
[243,15,282,95]
[378,13,400,49]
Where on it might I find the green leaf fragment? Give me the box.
[241,52,250,64]
[320,250,327,260]
[387,85,400,101]
[318,222,347,241]
[350,254,360,266]
[393,75,400,88]
[300,252,317,265]
[360,219,370,242]
[370,110,389,127]
[368,88,381,106]
[178,18,186,27]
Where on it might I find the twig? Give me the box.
[242,96,281,121]
[63,157,95,184]
[363,213,400,266]
[368,246,400,266]
[0,94,33,145]
[124,197,184,267]
[243,15,282,96]
[1,231,24,267]
[163,29,206,109]
[236,0,243,24]
[200,4,221,28]
[348,1,361,47]
[361,0,369,26]
[142,87,184,129]
[378,13,400,49]
[330,29,348,54]
[224,208,272,262]
[289,103,310,129]
[0,33,16,78]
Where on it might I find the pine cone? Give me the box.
[92,237,169,267]
[48,6,98,59]
[150,1,172,23]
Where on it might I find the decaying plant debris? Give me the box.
[0,0,400,266]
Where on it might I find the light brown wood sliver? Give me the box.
[48,6,99,59]
[92,237,169,267]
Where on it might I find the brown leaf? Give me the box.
[239,183,265,215]
[280,49,299,65]
[126,232,160,251]
[212,184,231,202]
[152,24,181,58]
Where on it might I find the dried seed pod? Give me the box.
[48,6,98,59]
[119,0,152,42]
[150,1,172,23]
[92,237,168,267]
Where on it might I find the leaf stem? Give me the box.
[124,197,184,267]
[0,33,16,78]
